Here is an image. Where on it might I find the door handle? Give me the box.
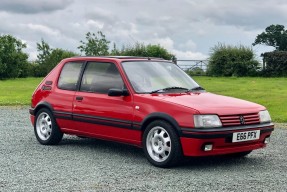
[76,96,83,101]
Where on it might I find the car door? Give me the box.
[72,61,141,145]
[50,61,84,130]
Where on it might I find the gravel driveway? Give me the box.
[0,106,286,192]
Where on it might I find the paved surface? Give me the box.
[0,106,287,192]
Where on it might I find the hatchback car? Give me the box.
[29,56,274,167]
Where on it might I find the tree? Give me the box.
[0,34,29,79]
[207,44,259,77]
[44,48,77,73]
[34,40,78,76]
[113,42,175,60]
[261,51,287,77]
[78,31,110,56]
[110,42,120,55]
[37,39,52,65]
[146,44,175,60]
[252,24,287,51]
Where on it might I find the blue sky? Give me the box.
[0,0,285,61]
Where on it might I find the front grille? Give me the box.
[219,113,260,127]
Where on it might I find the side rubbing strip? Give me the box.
[53,110,141,130]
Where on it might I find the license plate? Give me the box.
[232,130,260,143]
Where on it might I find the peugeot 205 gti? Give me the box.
[29,56,274,167]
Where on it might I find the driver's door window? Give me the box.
[80,62,124,94]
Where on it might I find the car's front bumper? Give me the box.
[180,123,274,157]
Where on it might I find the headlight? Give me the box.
[194,115,222,128]
[259,110,271,123]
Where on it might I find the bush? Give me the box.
[186,67,206,76]
[111,42,175,60]
[207,44,260,77]
[27,62,47,77]
[0,35,29,79]
[262,51,287,77]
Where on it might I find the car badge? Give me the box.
[239,116,245,125]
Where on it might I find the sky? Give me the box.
[0,0,286,61]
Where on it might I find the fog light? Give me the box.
[204,144,213,151]
[264,137,270,144]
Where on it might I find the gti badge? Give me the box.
[239,116,245,125]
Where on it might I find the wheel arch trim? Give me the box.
[30,101,54,116]
[140,112,182,136]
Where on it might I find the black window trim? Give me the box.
[77,60,126,94]
[57,61,85,91]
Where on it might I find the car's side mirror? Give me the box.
[108,88,129,96]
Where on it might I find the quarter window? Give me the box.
[80,62,124,94]
[58,62,83,91]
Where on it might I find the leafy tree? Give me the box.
[0,34,29,79]
[37,39,52,65]
[34,39,77,76]
[261,51,287,77]
[113,42,175,60]
[78,31,110,56]
[186,67,205,76]
[117,42,147,57]
[207,44,259,77]
[146,44,175,60]
[253,24,287,51]
[110,42,120,55]
[44,48,77,73]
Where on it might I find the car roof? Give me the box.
[71,56,166,60]
[60,56,173,65]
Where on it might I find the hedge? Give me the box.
[262,51,287,77]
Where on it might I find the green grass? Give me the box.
[0,77,286,122]
[0,77,42,105]
[193,76,287,123]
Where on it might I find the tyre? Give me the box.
[143,120,182,168]
[34,108,63,145]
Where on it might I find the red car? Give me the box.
[29,56,274,167]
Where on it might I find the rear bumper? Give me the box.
[29,108,35,126]
[30,115,35,126]
[29,108,35,115]
[180,123,274,157]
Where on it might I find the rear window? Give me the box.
[58,62,83,91]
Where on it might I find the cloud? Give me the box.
[0,0,73,14]
[178,40,197,51]
[0,0,286,61]
[174,50,208,60]
[24,23,60,36]
[184,0,287,30]
[144,37,208,60]
[86,20,104,30]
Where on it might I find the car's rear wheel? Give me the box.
[34,108,63,145]
[143,120,182,168]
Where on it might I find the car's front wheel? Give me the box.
[143,120,182,168]
[34,108,63,145]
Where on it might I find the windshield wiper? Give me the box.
[150,86,189,94]
[186,86,205,92]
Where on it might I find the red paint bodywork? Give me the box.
[30,57,274,157]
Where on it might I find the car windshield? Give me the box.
[122,61,202,93]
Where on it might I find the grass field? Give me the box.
[193,76,287,123]
[0,77,286,122]
[0,77,42,106]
